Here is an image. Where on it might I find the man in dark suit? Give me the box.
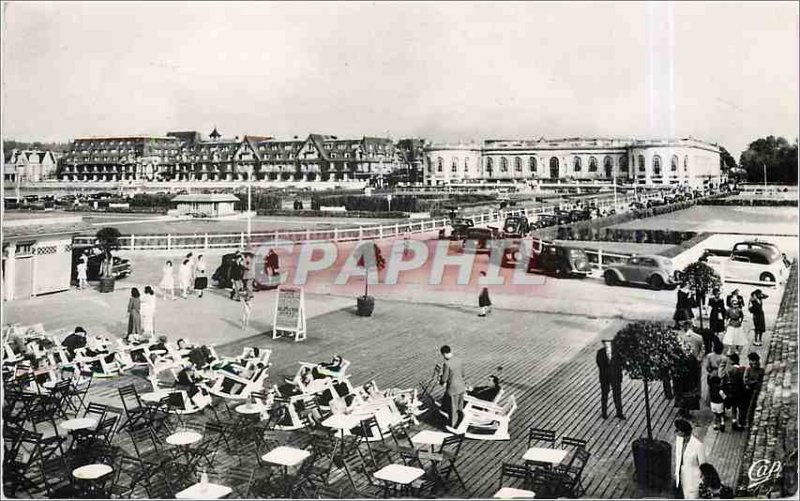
[437,345,466,431]
[596,340,625,419]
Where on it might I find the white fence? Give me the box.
[73,192,662,251]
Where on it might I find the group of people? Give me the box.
[159,253,208,301]
[674,418,735,498]
[126,286,158,340]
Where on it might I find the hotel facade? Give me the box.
[56,129,411,184]
[423,137,722,189]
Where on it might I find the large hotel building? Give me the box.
[423,137,722,188]
[57,129,410,184]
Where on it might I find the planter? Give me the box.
[356,295,375,317]
[631,438,671,490]
[99,277,116,293]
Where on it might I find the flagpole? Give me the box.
[763,163,767,189]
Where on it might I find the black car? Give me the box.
[71,245,132,282]
[449,218,475,241]
[528,244,591,277]
[461,227,499,254]
[502,216,530,237]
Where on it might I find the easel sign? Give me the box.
[272,286,307,342]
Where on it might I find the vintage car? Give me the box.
[502,240,591,277]
[71,245,132,282]
[461,227,500,254]
[212,253,281,290]
[701,241,790,284]
[603,254,677,290]
[502,216,530,237]
[448,218,475,241]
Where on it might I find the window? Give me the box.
[573,156,582,172]
[486,158,494,173]
[684,155,689,172]
[437,157,443,173]
[529,157,537,172]
[671,155,678,172]
[588,156,597,172]
[653,155,662,176]
[464,158,470,171]
[500,157,508,172]
[619,156,628,171]
[514,157,522,172]
[603,156,613,172]
[638,155,646,172]
[451,158,458,173]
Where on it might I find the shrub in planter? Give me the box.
[678,261,722,330]
[615,321,688,490]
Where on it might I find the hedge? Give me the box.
[554,226,697,245]
[698,198,798,207]
[255,209,409,219]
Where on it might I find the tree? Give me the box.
[614,321,687,440]
[95,227,122,278]
[679,261,722,330]
[739,136,798,185]
[719,146,737,173]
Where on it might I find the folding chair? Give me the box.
[66,370,94,414]
[530,466,569,498]
[108,454,145,499]
[526,427,556,449]
[3,429,44,496]
[432,433,470,496]
[496,462,533,494]
[553,447,591,497]
[118,384,148,432]
[225,465,256,498]
[560,435,588,466]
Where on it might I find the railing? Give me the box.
[72,192,663,251]
[528,235,632,271]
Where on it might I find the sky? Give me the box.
[2,1,798,157]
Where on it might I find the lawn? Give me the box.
[611,206,798,235]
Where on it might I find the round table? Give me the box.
[166,430,203,446]
[235,403,267,415]
[59,417,98,432]
[73,464,113,480]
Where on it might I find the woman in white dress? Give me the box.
[140,285,157,338]
[159,261,176,300]
[722,299,747,355]
[178,259,193,299]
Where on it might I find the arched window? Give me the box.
[451,158,458,172]
[436,157,443,172]
[588,156,598,172]
[619,156,628,171]
[500,157,508,172]
[638,155,646,172]
[529,157,537,172]
[671,155,678,173]
[603,156,613,171]
[653,155,662,176]
[573,156,582,172]
[514,157,522,172]
[684,155,689,172]
[487,157,494,171]
[464,157,469,171]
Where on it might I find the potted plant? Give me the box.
[614,320,688,491]
[678,261,722,330]
[355,242,385,317]
[95,227,122,293]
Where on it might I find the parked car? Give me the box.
[502,216,530,237]
[553,210,575,225]
[500,240,590,277]
[701,240,790,284]
[71,245,132,282]
[629,200,650,211]
[212,252,280,290]
[461,227,500,254]
[603,254,677,290]
[449,218,475,241]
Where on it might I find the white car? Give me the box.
[704,243,789,284]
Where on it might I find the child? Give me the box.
[709,375,726,432]
[77,256,88,290]
[241,296,252,331]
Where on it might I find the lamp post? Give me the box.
[763,163,767,190]
[247,164,252,243]
[613,173,618,211]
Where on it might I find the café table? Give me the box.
[410,430,451,452]
[321,413,361,440]
[373,463,425,498]
[59,417,98,433]
[493,487,536,499]
[522,446,568,469]
[261,446,311,496]
[175,481,232,499]
[166,430,203,447]
[72,463,113,497]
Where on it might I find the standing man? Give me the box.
[229,252,244,301]
[437,345,466,432]
[596,340,625,420]
[242,252,256,300]
[673,418,706,499]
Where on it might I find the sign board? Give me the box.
[272,286,306,342]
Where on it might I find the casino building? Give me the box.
[423,137,722,189]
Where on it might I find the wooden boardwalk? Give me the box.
[77,299,699,498]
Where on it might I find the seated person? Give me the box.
[188,345,215,369]
[440,369,502,415]
[149,335,169,354]
[61,327,88,359]
[176,338,194,353]
[312,355,344,379]
[85,335,112,357]
[278,366,313,397]
[176,365,205,397]
[240,362,267,382]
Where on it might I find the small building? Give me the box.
[2,216,91,301]
[170,193,239,217]
[4,149,59,182]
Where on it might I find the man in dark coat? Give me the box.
[596,340,625,419]
[229,253,244,301]
[437,345,466,430]
[61,327,87,359]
